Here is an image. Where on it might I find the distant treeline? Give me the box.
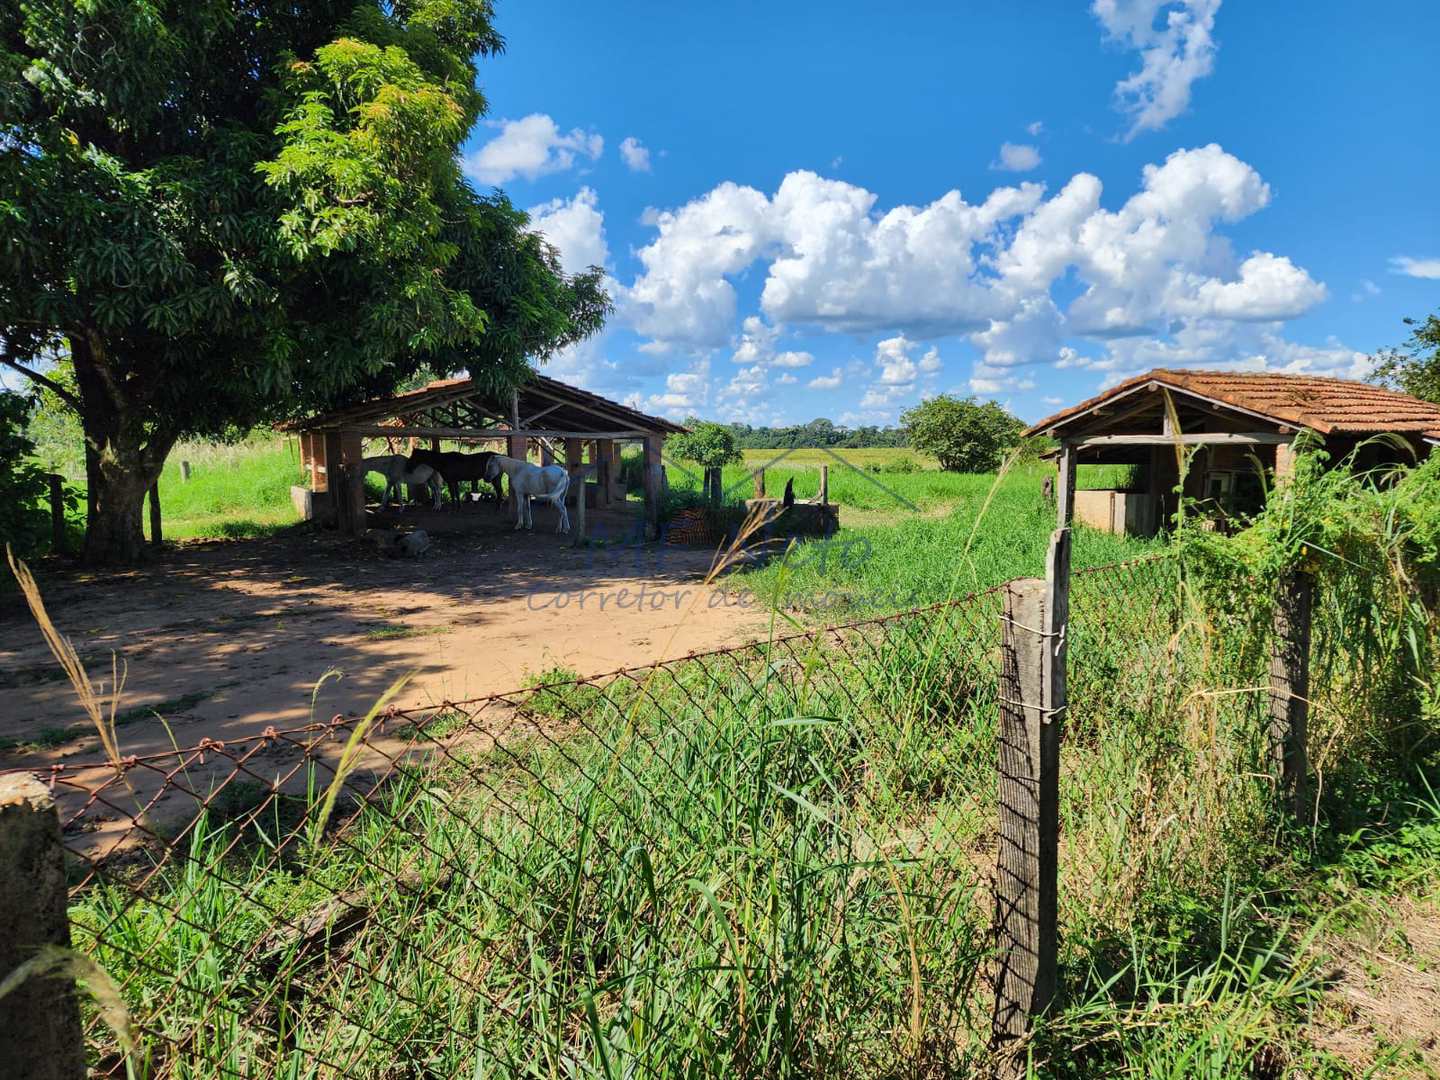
[697,418,909,449]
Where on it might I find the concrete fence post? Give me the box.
[992,527,1069,1063]
[1269,569,1313,820]
[0,775,86,1080]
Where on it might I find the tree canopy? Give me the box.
[669,421,743,469]
[1370,313,1440,404]
[1,0,608,562]
[900,395,1025,473]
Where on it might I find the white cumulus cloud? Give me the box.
[527,187,608,274]
[620,136,652,173]
[992,142,1042,172]
[1093,0,1222,139]
[808,368,844,390]
[463,114,603,185]
[1390,256,1440,280]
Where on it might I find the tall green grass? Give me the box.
[154,439,307,540]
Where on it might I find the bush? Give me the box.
[901,395,1024,472]
[0,391,58,557]
[667,421,742,469]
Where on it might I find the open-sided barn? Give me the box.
[1026,369,1440,536]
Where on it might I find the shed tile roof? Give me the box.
[1025,369,1440,439]
[284,372,687,436]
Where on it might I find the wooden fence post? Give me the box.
[992,527,1069,1060]
[818,464,829,506]
[0,775,86,1080]
[572,467,587,548]
[148,480,162,548]
[48,474,66,555]
[180,460,192,482]
[753,468,765,499]
[1269,569,1312,819]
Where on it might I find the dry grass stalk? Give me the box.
[6,547,130,780]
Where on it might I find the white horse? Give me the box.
[363,455,441,510]
[484,455,571,533]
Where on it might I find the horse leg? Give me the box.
[556,497,570,535]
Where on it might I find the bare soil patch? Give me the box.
[0,514,766,770]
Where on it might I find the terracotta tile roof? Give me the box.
[1025,369,1440,440]
[281,372,687,435]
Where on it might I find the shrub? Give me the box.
[0,391,58,557]
[901,395,1025,472]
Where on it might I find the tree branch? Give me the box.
[0,353,81,411]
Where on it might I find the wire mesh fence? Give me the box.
[4,550,1350,1079]
[18,572,1037,1079]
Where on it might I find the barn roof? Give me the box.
[284,372,687,437]
[1025,369,1440,440]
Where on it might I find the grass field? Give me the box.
[666,457,1158,616]
[154,438,307,540]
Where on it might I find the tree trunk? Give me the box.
[72,333,176,566]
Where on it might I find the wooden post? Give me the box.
[1269,570,1312,819]
[1055,440,1076,529]
[593,440,611,507]
[572,467,587,547]
[818,464,829,506]
[0,775,86,1080]
[338,430,366,535]
[753,468,766,499]
[643,435,662,540]
[180,460,192,482]
[48,474,65,555]
[148,479,162,548]
[992,526,1069,1056]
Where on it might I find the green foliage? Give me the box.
[900,394,1025,472]
[0,389,52,555]
[667,420,743,469]
[1370,312,1440,404]
[1,0,608,561]
[718,417,909,450]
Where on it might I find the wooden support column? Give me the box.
[0,775,86,1080]
[1055,440,1076,529]
[338,430,366,535]
[594,439,613,507]
[991,526,1069,1059]
[572,466,587,547]
[1269,570,1313,820]
[643,435,663,540]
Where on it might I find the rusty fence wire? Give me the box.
[20,548,1345,1080]
[16,566,1088,1080]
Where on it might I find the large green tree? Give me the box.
[900,394,1024,473]
[1370,313,1440,404]
[1,1,607,563]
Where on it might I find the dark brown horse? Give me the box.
[406,449,505,506]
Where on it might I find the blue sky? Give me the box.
[476,1,1436,426]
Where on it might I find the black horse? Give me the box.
[406,448,505,507]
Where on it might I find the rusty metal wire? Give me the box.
[5,558,1191,1080]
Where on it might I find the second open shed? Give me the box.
[1026,369,1440,537]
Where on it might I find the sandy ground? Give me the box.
[0,508,767,772]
